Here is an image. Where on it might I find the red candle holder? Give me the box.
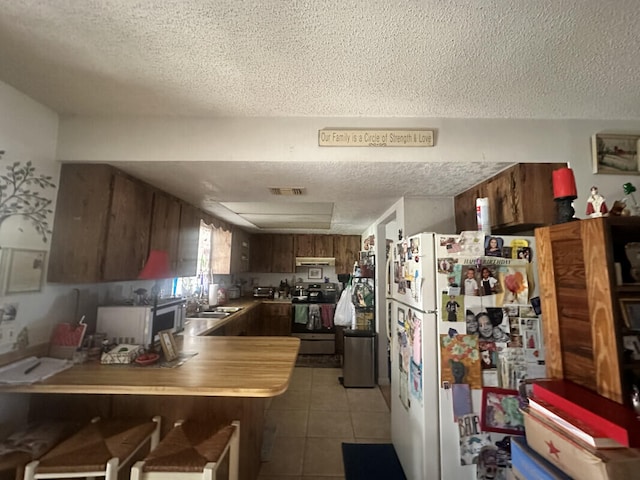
[552,167,578,223]
[553,167,577,199]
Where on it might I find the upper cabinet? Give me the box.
[455,163,566,234]
[250,233,357,273]
[149,191,182,275]
[294,234,334,257]
[272,234,294,272]
[176,203,202,278]
[249,234,295,273]
[230,228,250,274]
[49,164,207,283]
[249,234,273,272]
[334,235,361,274]
[48,164,153,283]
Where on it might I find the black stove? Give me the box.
[291,282,337,304]
[290,282,338,341]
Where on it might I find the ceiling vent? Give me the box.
[269,187,305,196]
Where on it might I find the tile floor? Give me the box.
[258,367,391,479]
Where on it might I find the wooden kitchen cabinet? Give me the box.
[334,235,362,274]
[250,234,357,273]
[260,303,292,336]
[48,164,153,283]
[250,234,273,272]
[250,234,294,273]
[294,234,334,257]
[149,191,181,275]
[230,227,250,274]
[224,313,249,336]
[271,234,294,272]
[454,183,487,235]
[176,202,202,277]
[455,163,566,234]
[535,216,640,406]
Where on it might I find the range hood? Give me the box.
[295,257,336,267]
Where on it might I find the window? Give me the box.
[198,220,232,275]
[176,220,233,298]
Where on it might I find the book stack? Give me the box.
[511,437,572,480]
[516,379,640,480]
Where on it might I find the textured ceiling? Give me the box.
[1,1,639,119]
[2,1,635,233]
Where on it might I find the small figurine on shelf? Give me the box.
[622,182,640,216]
[586,186,608,218]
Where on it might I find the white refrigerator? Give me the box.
[388,231,542,480]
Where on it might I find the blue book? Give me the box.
[511,437,572,480]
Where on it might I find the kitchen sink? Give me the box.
[195,311,230,319]
[214,306,243,313]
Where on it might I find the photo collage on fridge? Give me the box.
[395,231,545,480]
[440,232,543,479]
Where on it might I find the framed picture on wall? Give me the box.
[592,133,640,174]
[308,267,323,280]
[0,248,47,295]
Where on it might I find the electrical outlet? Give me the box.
[5,324,16,346]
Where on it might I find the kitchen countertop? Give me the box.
[184,297,292,336]
[0,335,300,397]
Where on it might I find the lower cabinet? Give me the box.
[260,303,291,336]
[224,314,249,336]
[211,303,291,337]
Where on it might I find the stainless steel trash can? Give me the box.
[343,329,377,387]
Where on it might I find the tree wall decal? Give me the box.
[0,151,56,242]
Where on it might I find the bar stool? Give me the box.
[130,419,240,480]
[23,416,161,480]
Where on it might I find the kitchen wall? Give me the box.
[0,81,82,435]
[238,266,342,296]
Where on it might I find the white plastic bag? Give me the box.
[334,284,355,327]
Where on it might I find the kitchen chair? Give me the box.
[129,419,240,480]
[23,415,161,480]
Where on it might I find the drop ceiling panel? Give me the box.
[220,202,334,215]
[241,214,332,229]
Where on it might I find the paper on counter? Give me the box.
[0,356,72,385]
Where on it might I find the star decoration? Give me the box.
[546,439,561,460]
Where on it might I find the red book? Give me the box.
[528,396,624,449]
[532,379,640,448]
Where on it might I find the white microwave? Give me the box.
[96,298,186,347]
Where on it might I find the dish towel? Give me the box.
[294,304,309,324]
[320,304,335,328]
[307,304,321,330]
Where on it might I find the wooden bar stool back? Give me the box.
[23,416,161,480]
[130,419,240,480]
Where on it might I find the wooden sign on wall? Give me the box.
[318,128,434,147]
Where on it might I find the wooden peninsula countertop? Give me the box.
[0,335,300,397]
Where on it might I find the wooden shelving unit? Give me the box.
[535,216,640,406]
